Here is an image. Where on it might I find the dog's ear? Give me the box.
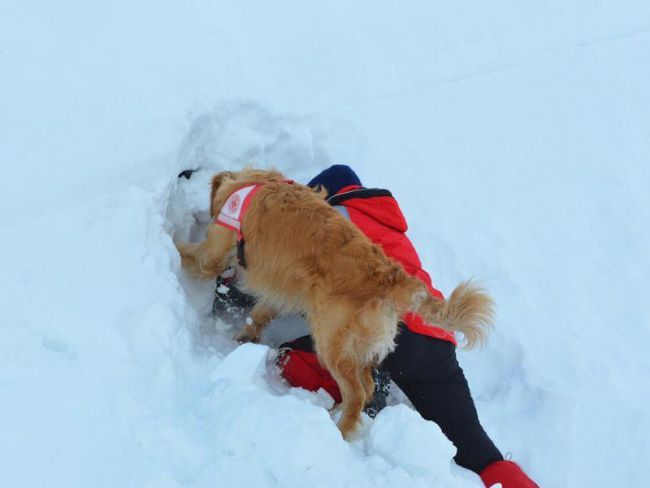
[210,171,234,216]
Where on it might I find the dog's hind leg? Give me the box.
[362,366,375,406]
[328,354,365,439]
[308,302,367,438]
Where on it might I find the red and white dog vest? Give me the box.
[214,180,293,267]
[214,184,263,238]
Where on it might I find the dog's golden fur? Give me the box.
[176,168,494,438]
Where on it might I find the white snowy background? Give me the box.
[1,1,649,487]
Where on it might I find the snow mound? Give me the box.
[194,344,473,487]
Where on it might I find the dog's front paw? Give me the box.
[175,241,195,267]
[236,334,258,345]
[175,242,215,279]
[235,324,261,344]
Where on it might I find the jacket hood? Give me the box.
[334,185,408,233]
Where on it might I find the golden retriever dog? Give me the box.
[175,168,494,438]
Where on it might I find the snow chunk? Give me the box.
[368,405,457,478]
[210,343,270,385]
[289,386,336,410]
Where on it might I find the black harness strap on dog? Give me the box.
[237,238,247,268]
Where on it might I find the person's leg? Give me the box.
[276,329,537,486]
[382,325,503,474]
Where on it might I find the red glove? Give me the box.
[480,460,539,488]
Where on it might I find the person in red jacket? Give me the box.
[210,165,537,488]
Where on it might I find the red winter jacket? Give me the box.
[330,185,456,345]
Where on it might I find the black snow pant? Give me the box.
[282,323,503,474]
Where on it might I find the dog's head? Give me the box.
[209,168,286,217]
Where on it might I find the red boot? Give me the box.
[277,348,342,403]
[480,460,538,488]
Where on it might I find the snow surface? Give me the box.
[2,1,650,487]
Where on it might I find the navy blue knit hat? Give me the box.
[307,164,363,196]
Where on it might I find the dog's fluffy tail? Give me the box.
[407,280,495,349]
